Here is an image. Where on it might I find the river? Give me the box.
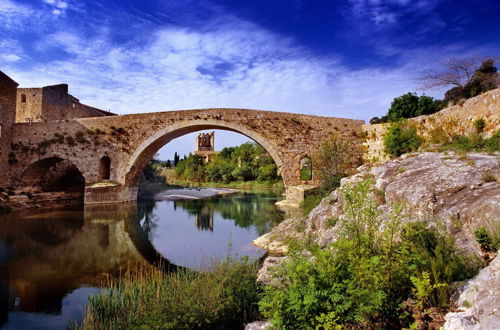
[0,190,284,329]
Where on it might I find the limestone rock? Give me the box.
[443,252,500,330]
[254,152,500,256]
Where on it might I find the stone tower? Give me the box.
[0,71,18,188]
[195,132,217,163]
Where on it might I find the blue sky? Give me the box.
[1,0,499,159]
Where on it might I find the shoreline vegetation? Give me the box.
[79,179,491,330]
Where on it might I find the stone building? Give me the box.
[194,132,218,164]
[15,83,114,123]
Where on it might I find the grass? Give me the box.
[435,130,500,153]
[300,190,329,216]
[80,258,262,330]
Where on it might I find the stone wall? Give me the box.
[16,84,114,123]
[0,72,18,188]
[363,89,500,162]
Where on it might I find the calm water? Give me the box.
[0,190,284,329]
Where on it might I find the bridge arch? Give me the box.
[19,157,85,195]
[122,119,286,190]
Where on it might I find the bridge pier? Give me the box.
[84,184,138,205]
[277,184,319,208]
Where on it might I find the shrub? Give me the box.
[474,227,493,251]
[83,258,261,329]
[474,118,486,133]
[312,133,356,191]
[260,180,481,329]
[383,121,421,156]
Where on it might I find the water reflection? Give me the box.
[0,190,283,329]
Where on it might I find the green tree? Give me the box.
[173,152,180,166]
[387,93,439,121]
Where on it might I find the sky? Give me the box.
[1,0,499,160]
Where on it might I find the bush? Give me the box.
[260,180,481,329]
[83,258,261,329]
[474,227,499,251]
[474,118,486,133]
[312,133,356,191]
[384,121,421,156]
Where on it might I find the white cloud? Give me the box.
[0,19,440,123]
[42,0,70,15]
[1,53,20,61]
[0,0,35,28]
[347,0,442,26]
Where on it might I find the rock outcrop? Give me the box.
[443,252,500,330]
[254,152,500,257]
[253,151,500,328]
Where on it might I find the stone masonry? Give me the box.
[0,72,364,205]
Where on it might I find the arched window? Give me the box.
[300,156,312,181]
[99,156,111,181]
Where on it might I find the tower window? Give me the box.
[21,94,27,103]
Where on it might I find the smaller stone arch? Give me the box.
[20,157,85,194]
[299,156,312,181]
[99,156,111,181]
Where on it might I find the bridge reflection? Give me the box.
[0,191,283,327]
[0,203,176,327]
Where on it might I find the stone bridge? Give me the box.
[0,72,363,205]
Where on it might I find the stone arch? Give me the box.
[122,120,285,189]
[19,157,85,194]
[99,156,111,181]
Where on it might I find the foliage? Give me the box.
[474,226,498,252]
[369,115,389,124]
[259,180,481,329]
[387,93,440,121]
[312,133,353,192]
[383,121,421,156]
[300,190,328,216]
[442,58,499,105]
[436,130,500,152]
[473,118,486,133]
[409,271,447,326]
[299,157,312,181]
[82,258,262,329]
[173,142,281,185]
